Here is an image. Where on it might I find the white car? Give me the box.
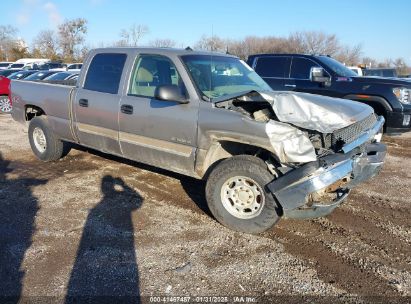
[66,63,83,72]
[9,58,51,70]
[0,62,12,70]
[348,66,364,76]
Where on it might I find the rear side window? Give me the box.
[254,57,290,78]
[290,57,320,79]
[84,53,127,94]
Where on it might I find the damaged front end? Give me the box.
[267,142,386,218]
[215,90,386,219]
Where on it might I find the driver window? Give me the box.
[129,54,184,98]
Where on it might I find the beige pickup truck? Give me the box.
[10,47,386,233]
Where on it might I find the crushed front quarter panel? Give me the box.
[265,120,317,163]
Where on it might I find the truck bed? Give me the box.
[11,80,76,141]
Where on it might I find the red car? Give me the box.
[0,75,11,113]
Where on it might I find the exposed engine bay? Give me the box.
[215,90,378,164]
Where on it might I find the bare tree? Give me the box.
[58,18,88,62]
[149,38,176,48]
[288,31,339,56]
[378,58,394,68]
[8,45,30,61]
[335,44,362,66]
[0,25,18,61]
[120,24,149,46]
[393,58,409,75]
[33,30,59,60]
[194,34,226,52]
[361,56,378,68]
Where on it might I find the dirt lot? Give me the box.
[0,113,410,303]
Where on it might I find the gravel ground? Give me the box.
[0,113,410,303]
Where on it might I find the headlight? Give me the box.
[393,87,411,105]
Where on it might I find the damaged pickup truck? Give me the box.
[10,48,386,233]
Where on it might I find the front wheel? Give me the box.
[205,155,280,234]
[28,116,68,161]
[0,95,12,113]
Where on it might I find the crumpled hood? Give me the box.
[259,91,374,133]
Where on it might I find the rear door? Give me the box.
[73,52,127,155]
[252,56,291,91]
[118,53,199,176]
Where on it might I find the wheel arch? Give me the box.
[343,94,392,117]
[196,139,278,180]
[25,104,46,121]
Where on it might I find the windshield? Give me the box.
[317,56,357,77]
[181,55,271,101]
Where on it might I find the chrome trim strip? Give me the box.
[119,132,193,157]
[77,122,118,140]
[341,116,385,153]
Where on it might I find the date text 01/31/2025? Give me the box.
[149,296,257,303]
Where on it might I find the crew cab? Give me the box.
[10,48,386,233]
[247,54,411,134]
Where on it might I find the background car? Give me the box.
[43,71,79,81]
[0,70,21,77]
[363,68,398,78]
[24,71,58,81]
[0,62,12,70]
[8,63,25,70]
[8,70,38,80]
[67,63,82,72]
[0,76,11,113]
[36,62,67,71]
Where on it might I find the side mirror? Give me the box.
[154,85,188,104]
[310,67,331,84]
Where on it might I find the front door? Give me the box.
[287,57,336,97]
[119,54,199,176]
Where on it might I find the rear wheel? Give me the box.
[206,155,280,234]
[28,116,68,161]
[0,96,11,113]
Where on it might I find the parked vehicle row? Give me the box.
[247,54,411,134]
[0,59,82,71]
[349,66,399,78]
[0,70,79,113]
[10,47,386,233]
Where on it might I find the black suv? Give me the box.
[247,54,411,133]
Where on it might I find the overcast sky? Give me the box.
[3,0,411,63]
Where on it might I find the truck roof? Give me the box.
[91,47,237,58]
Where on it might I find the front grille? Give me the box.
[331,114,377,149]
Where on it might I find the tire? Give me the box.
[206,155,280,234]
[28,116,66,161]
[0,95,12,113]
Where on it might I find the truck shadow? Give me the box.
[0,152,47,301]
[65,175,143,303]
[70,144,212,217]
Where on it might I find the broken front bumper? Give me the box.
[267,142,387,219]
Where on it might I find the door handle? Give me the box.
[285,84,296,88]
[79,99,88,107]
[121,104,133,115]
